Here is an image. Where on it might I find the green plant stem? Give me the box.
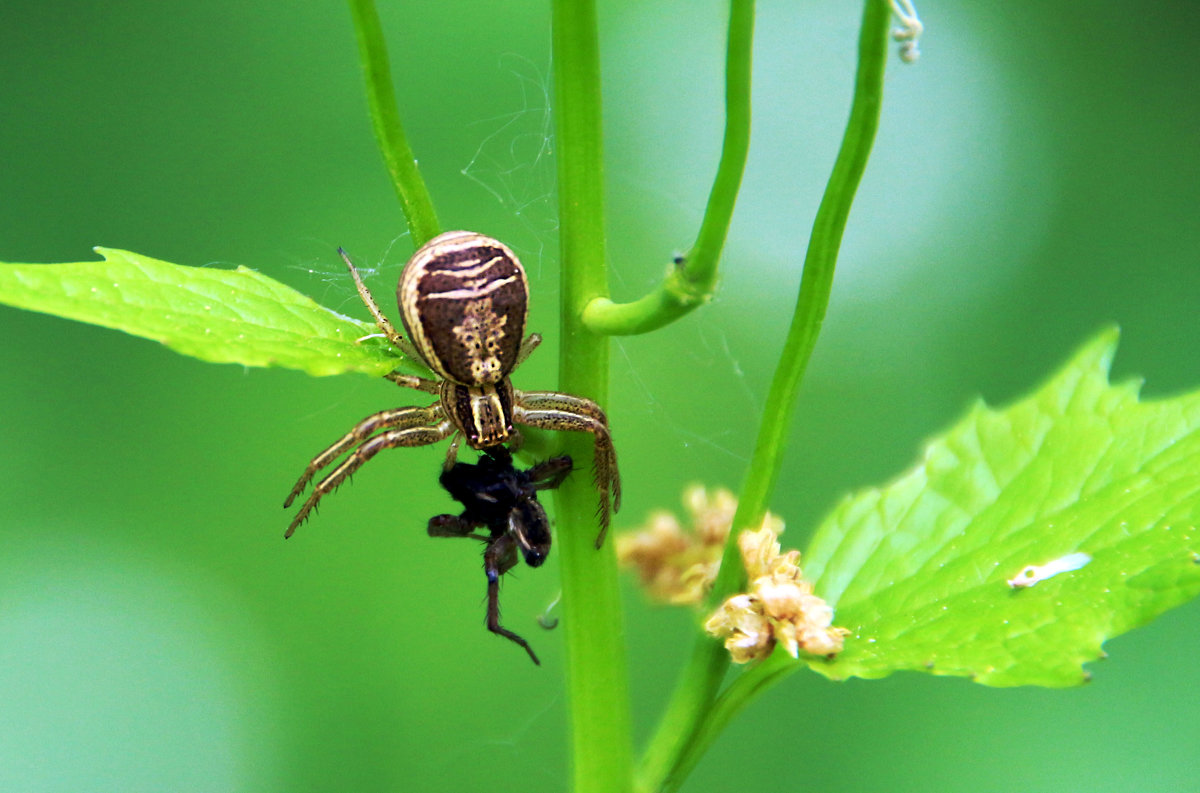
[670,650,797,788]
[346,0,441,246]
[636,3,891,791]
[582,0,754,336]
[550,1,634,793]
[717,0,889,601]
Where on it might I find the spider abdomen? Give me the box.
[397,230,529,386]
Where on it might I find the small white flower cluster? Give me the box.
[704,528,849,664]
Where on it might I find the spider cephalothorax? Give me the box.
[283,230,620,542]
[429,446,573,664]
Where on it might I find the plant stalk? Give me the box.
[550,1,635,792]
[636,2,892,790]
[346,0,441,246]
[583,0,755,336]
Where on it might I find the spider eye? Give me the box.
[522,548,547,567]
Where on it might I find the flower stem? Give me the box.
[346,0,441,246]
[716,0,889,603]
[582,0,755,336]
[669,650,797,789]
[550,1,634,792]
[636,2,892,791]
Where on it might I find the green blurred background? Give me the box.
[2,0,1199,790]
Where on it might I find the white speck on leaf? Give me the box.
[1007,552,1092,589]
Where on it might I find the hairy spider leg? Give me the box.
[514,392,621,547]
[284,409,455,537]
[484,533,540,665]
[525,455,574,492]
[339,248,449,393]
[285,405,443,507]
[516,392,621,507]
[339,247,425,364]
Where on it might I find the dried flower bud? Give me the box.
[617,487,783,605]
[685,485,738,544]
[705,526,849,663]
[703,595,773,664]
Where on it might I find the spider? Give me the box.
[429,446,573,665]
[283,230,620,543]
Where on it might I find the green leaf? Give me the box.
[0,247,423,378]
[802,328,1200,687]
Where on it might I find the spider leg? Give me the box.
[338,247,428,367]
[515,333,542,366]
[427,513,491,542]
[285,415,455,537]
[484,533,539,665]
[442,432,463,472]
[384,371,441,394]
[515,391,621,508]
[526,455,574,492]
[284,403,446,508]
[514,392,621,548]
